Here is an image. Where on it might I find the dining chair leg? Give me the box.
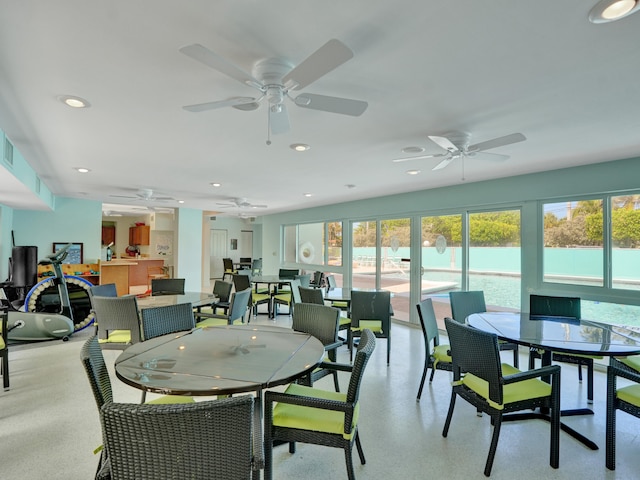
[417,364,428,401]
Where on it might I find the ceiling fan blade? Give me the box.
[269,104,290,135]
[468,133,526,152]
[294,93,368,116]
[428,135,460,153]
[470,151,510,161]
[249,204,268,209]
[109,194,138,199]
[282,39,354,90]
[392,153,445,163]
[432,155,455,171]
[183,96,258,113]
[179,44,262,87]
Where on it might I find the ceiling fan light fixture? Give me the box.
[589,0,639,22]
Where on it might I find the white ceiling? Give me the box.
[1,1,639,217]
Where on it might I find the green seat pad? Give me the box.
[196,317,243,328]
[272,383,359,440]
[351,320,383,333]
[339,316,351,327]
[433,344,451,363]
[332,301,349,309]
[617,355,640,372]
[147,395,195,405]
[461,363,551,410]
[253,293,271,302]
[98,330,131,344]
[0,337,4,350]
[617,384,640,407]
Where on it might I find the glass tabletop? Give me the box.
[467,312,640,356]
[135,292,216,309]
[115,324,325,396]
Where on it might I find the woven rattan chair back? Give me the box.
[80,335,114,410]
[299,286,324,305]
[151,278,185,296]
[141,302,196,340]
[529,294,581,318]
[91,295,142,347]
[292,303,340,346]
[449,290,486,323]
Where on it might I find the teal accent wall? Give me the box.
[12,197,102,263]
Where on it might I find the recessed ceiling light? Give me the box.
[210,183,221,187]
[178,200,185,204]
[74,167,90,173]
[401,146,425,154]
[290,143,310,152]
[589,0,640,23]
[303,193,313,197]
[406,170,421,175]
[59,95,90,108]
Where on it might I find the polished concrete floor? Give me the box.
[1,307,638,479]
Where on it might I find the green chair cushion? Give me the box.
[98,330,131,344]
[617,384,640,407]
[196,317,244,327]
[147,395,195,405]
[274,292,292,302]
[253,293,271,302]
[433,344,452,363]
[339,316,351,327]
[617,355,640,372]
[0,337,4,350]
[272,383,359,440]
[351,319,383,333]
[461,363,552,410]
[332,301,349,309]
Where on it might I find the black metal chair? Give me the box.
[204,280,233,315]
[151,277,185,296]
[606,356,640,470]
[222,257,237,281]
[443,318,561,477]
[528,294,595,403]
[233,273,271,318]
[273,279,301,316]
[195,288,252,326]
[100,396,262,480]
[292,302,342,391]
[264,329,376,480]
[416,298,452,401]
[348,290,391,365]
[449,290,519,368]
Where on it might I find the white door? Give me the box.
[240,230,253,259]
[210,229,227,279]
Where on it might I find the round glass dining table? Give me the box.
[115,324,324,397]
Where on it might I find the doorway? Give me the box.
[210,229,227,279]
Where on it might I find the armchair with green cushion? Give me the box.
[449,290,519,368]
[606,356,640,470]
[299,286,351,337]
[348,290,391,365]
[222,257,237,282]
[416,298,452,401]
[1,307,9,391]
[233,273,271,318]
[443,318,560,477]
[100,396,261,480]
[195,288,252,327]
[80,335,194,478]
[264,329,376,480]
[195,280,232,316]
[326,274,349,312]
[292,302,343,391]
[528,294,597,403]
[91,295,142,350]
[273,279,301,316]
[151,277,185,296]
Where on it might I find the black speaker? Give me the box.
[11,246,38,288]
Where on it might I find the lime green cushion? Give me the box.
[98,330,131,344]
[339,316,351,327]
[332,301,349,309]
[0,337,4,350]
[617,355,640,372]
[351,320,383,333]
[617,384,640,407]
[433,344,451,363]
[461,363,552,410]
[147,395,195,405]
[272,383,358,440]
[274,293,291,302]
[253,293,271,303]
[196,317,243,327]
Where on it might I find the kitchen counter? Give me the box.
[100,258,167,294]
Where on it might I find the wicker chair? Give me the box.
[91,295,142,349]
[449,290,519,368]
[326,274,349,312]
[292,303,342,391]
[416,298,452,401]
[196,280,232,315]
[299,286,351,341]
[100,396,262,480]
[606,356,640,470]
[151,278,185,296]
[195,288,251,327]
[80,336,194,478]
[222,257,237,282]
[348,290,391,365]
[1,307,9,391]
[141,302,196,340]
[273,279,301,316]
[233,273,271,318]
[264,329,376,480]
[528,294,596,403]
[443,318,560,476]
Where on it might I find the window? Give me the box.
[351,221,377,289]
[611,194,640,291]
[283,221,343,266]
[543,200,603,287]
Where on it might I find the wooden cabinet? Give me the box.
[101,226,115,246]
[129,225,150,245]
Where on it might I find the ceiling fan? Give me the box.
[109,188,174,202]
[179,39,368,138]
[216,198,267,209]
[393,132,526,170]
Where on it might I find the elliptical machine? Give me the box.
[0,244,76,342]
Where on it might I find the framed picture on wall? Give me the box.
[230,239,238,250]
[52,242,83,264]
